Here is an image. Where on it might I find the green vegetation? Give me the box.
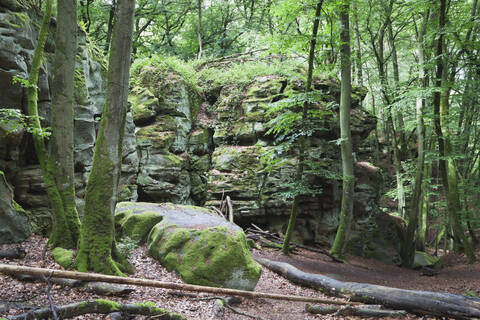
[51,247,75,269]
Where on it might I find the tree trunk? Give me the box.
[352,0,362,87]
[400,9,428,267]
[104,0,116,54]
[330,0,354,259]
[76,0,136,276]
[48,0,81,249]
[25,0,79,250]
[387,21,407,160]
[432,0,475,263]
[282,0,323,255]
[197,0,203,59]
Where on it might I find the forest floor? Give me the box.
[1,235,480,320]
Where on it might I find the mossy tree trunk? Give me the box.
[75,0,136,276]
[330,0,354,260]
[282,0,323,255]
[432,0,475,263]
[26,0,79,249]
[48,0,81,249]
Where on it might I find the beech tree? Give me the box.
[281,0,324,255]
[75,0,136,275]
[25,0,80,250]
[330,0,354,259]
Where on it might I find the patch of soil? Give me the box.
[1,236,479,319]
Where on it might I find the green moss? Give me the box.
[74,67,88,105]
[148,225,261,290]
[95,299,121,312]
[52,247,75,269]
[129,87,158,124]
[118,210,164,243]
[75,140,132,276]
[136,126,176,149]
[464,291,479,298]
[12,199,25,213]
[134,301,156,308]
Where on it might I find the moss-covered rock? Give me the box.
[115,206,164,243]
[52,247,75,269]
[188,128,212,156]
[115,202,261,290]
[0,170,31,243]
[413,251,440,269]
[128,87,159,125]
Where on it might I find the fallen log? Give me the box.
[11,273,133,296]
[256,258,480,320]
[305,304,407,318]
[0,263,355,306]
[7,299,183,320]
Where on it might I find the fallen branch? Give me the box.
[257,258,480,320]
[7,299,183,320]
[43,276,59,320]
[196,48,269,70]
[210,206,225,219]
[247,224,342,263]
[12,272,133,297]
[0,263,354,306]
[226,196,234,223]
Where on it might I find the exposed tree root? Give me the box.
[7,299,183,320]
[256,257,480,319]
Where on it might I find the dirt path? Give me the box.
[253,247,480,296]
[1,236,479,319]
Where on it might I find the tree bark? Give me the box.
[48,0,81,249]
[76,0,136,276]
[330,0,354,259]
[258,258,480,320]
[25,0,79,250]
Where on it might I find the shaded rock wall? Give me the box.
[0,170,31,243]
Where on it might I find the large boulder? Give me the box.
[0,171,31,243]
[115,202,262,290]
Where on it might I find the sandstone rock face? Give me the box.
[0,171,31,243]
[130,67,384,255]
[116,202,261,290]
[0,2,138,233]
